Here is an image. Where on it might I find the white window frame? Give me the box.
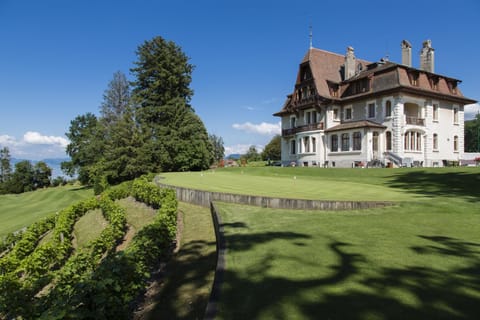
[432,101,439,122]
[367,101,376,119]
[453,105,459,124]
[333,107,340,121]
[344,106,353,120]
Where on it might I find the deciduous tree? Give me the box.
[262,135,281,161]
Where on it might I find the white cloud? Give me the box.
[232,121,281,136]
[0,134,19,146]
[0,132,69,160]
[23,131,69,148]
[465,103,480,120]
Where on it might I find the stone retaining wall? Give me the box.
[156,182,393,210]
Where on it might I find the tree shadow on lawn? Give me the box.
[138,239,217,320]
[386,170,480,201]
[220,232,480,320]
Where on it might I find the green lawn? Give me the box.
[159,166,478,319]
[0,185,93,238]
[216,201,480,320]
[159,167,480,202]
[139,202,216,320]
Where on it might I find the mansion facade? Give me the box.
[274,40,476,167]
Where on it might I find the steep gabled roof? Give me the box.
[302,48,370,98]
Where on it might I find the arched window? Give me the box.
[386,131,392,151]
[331,135,338,152]
[385,100,392,117]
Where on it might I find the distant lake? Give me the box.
[11,158,69,179]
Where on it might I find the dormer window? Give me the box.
[448,81,458,94]
[300,65,312,81]
[329,83,339,97]
[409,71,419,86]
[430,76,439,90]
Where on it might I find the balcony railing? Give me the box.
[292,95,321,107]
[282,122,324,136]
[405,116,425,126]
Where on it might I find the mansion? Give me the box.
[274,40,476,167]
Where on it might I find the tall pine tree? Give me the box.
[130,36,211,171]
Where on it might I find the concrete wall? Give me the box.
[157,183,393,210]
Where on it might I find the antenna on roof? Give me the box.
[309,24,313,49]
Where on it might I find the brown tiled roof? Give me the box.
[274,46,476,117]
[324,120,387,132]
[302,48,370,98]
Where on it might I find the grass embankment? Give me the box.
[206,166,480,319]
[160,167,480,202]
[137,202,216,320]
[0,185,93,238]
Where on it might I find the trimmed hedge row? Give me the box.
[0,177,178,319]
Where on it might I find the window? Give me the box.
[290,117,296,128]
[312,137,317,153]
[433,133,438,150]
[368,103,375,118]
[433,104,439,121]
[449,81,458,94]
[345,107,352,120]
[431,77,439,90]
[386,131,392,151]
[404,131,422,151]
[303,136,310,153]
[341,133,350,151]
[306,111,311,124]
[290,140,296,154]
[353,132,362,151]
[331,135,338,152]
[409,71,419,86]
[373,132,379,152]
[454,135,458,152]
[385,100,392,117]
[453,107,459,124]
[312,111,317,123]
[333,108,339,121]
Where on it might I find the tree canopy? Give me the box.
[262,135,281,161]
[63,36,215,186]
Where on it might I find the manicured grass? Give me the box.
[0,185,93,238]
[159,167,480,202]
[72,209,107,249]
[215,201,480,319]
[139,202,216,320]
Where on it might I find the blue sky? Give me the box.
[1,0,479,160]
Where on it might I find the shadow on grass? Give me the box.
[140,239,217,320]
[219,232,480,320]
[386,170,480,201]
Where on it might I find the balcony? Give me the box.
[405,116,425,126]
[292,95,321,108]
[282,122,324,136]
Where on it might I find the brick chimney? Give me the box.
[344,46,356,80]
[420,40,434,73]
[401,40,412,67]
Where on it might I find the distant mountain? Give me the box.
[226,154,242,160]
